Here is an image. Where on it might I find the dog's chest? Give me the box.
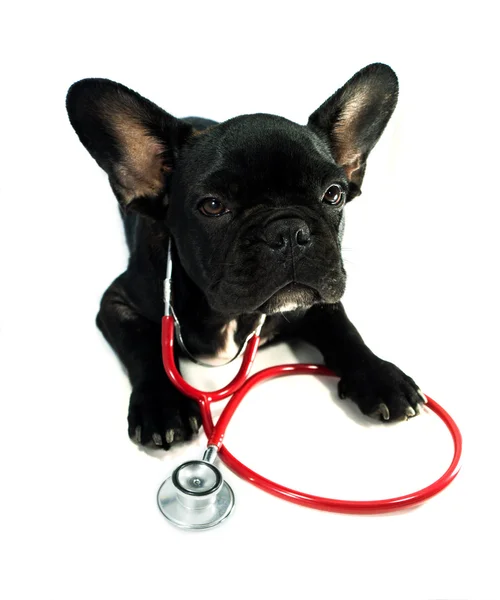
[215,319,240,361]
[200,319,272,366]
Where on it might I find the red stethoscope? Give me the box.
[157,241,462,530]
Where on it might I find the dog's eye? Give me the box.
[198,198,229,217]
[322,184,345,207]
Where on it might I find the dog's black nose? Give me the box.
[263,218,311,251]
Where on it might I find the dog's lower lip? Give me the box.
[260,281,303,301]
[257,282,319,312]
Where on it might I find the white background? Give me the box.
[1,1,499,599]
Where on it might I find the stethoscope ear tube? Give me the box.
[162,315,261,402]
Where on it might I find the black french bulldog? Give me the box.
[67,63,425,450]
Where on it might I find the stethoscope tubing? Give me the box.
[215,369,462,513]
[162,316,462,514]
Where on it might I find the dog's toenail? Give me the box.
[370,403,390,421]
[417,389,428,404]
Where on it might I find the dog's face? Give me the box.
[168,115,349,314]
[67,64,398,316]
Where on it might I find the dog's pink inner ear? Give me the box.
[110,114,171,205]
[336,152,362,182]
[331,122,365,185]
[329,90,373,184]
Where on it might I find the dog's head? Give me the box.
[67,64,398,315]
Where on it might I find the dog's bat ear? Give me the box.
[308,63,398,197]
[66,79,193,218]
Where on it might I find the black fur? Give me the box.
[67,63,424,449]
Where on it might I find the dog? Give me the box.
[66,63,425,449]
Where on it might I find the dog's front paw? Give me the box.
[128,381,202,449]
[338,359,426,422]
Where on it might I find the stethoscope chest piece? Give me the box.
[157,459,234,530]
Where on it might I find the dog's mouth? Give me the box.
[206,255,346,315]
[257,282,320,314]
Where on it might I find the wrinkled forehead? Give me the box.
[180,114,344,198]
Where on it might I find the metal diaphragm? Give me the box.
[157,460,234,530]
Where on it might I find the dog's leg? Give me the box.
[299,303,426,422]
[97,274,201,448]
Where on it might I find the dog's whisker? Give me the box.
[342,257,357,266]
